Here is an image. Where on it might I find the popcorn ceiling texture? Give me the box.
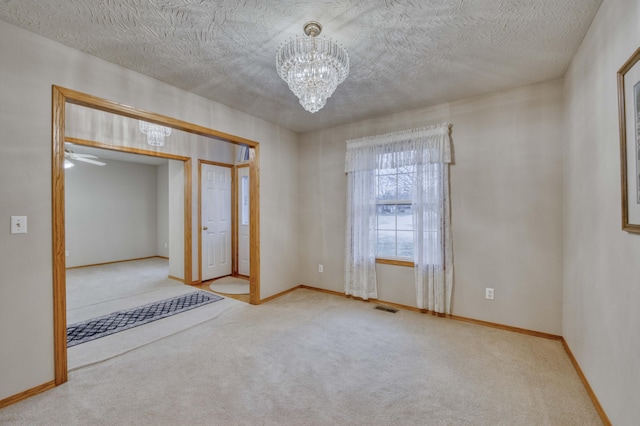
[0,0,601,133]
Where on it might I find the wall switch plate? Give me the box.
[318,264,324,273]
[485,288,494,300]
[10,216,27,234]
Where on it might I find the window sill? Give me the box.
[376,258,414,268]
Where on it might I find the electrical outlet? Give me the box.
[318,264,324,273]
[485,288,494,300]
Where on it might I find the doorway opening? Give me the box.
[196,160,251,303]
[63,142,190,364]
[52,86,261,386]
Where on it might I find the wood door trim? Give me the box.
[249,144,260,305]
[52,86,67,385]
[57,86,259,148]
[184,159,193,285]
[233,166,238,275]
[199,160,234,168]
[64,137,190,161]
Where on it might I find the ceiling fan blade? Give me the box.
[72,153,99,159]
[74,157,106,166]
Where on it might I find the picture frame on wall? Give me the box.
[618,47,640,233]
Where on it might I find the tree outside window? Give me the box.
[375,162,415,259]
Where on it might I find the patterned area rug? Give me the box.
[67,291,223,347]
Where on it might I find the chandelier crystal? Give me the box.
[276,21,349,113]
[139,121,172,147]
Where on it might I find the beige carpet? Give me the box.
[66,258,241,370]
[68,285,241,370]
[0,289,601,425]
[209,276,250,294]
[66,257,175,312]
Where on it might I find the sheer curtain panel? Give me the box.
[344,167,378,299]
[345,123,453,312]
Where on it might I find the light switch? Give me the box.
[10,216,27,234]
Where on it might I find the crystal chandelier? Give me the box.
[276,21,349,113]
[139,121,172,147]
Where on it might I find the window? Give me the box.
[345,123,453,311]
[375,162,415,259]
[240,175,249,225]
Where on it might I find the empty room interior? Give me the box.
[0,1,638,425]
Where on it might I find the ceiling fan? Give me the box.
[64,147,106,168]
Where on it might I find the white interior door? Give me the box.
[202,164,232,281]
[237,167,250,276]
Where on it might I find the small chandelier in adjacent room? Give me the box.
[139,120,172,147]
[276,21,349,113]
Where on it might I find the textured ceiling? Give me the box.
[0,0,601,133]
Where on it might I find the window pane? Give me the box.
[241,176,249,225]
[397,173,413,200]
[377,230,396,258]
[397,204,412,230]
[398,164,416,174]
[377,174,397,200]
[373,160,417,260]
[377,205,396,230]
[376,167,396,176]
[397,231,414,258]
[378,152,394,172]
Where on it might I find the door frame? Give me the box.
[52,85,261,386]
[65,136,192,279]
[198,160,234,282]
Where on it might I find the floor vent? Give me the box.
[374,305,399,313]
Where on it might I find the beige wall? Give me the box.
[65,104,238,282]
[65,158,160,267]
[563,0,640,423]
[4,0,638,420]
[0,20,299,400]
[299,79,565,335]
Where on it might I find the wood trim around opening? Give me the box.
[249,144,260,305]
[60,136,192,285]
[65,137,191,161]
[52,86,67,385]
[52,85,261,391]
[57,86,259,148]
[183,159,193,285]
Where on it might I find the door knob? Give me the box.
[203,226,208,230]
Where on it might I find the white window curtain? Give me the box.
[345,123,453,313]
[344,163,378,300]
